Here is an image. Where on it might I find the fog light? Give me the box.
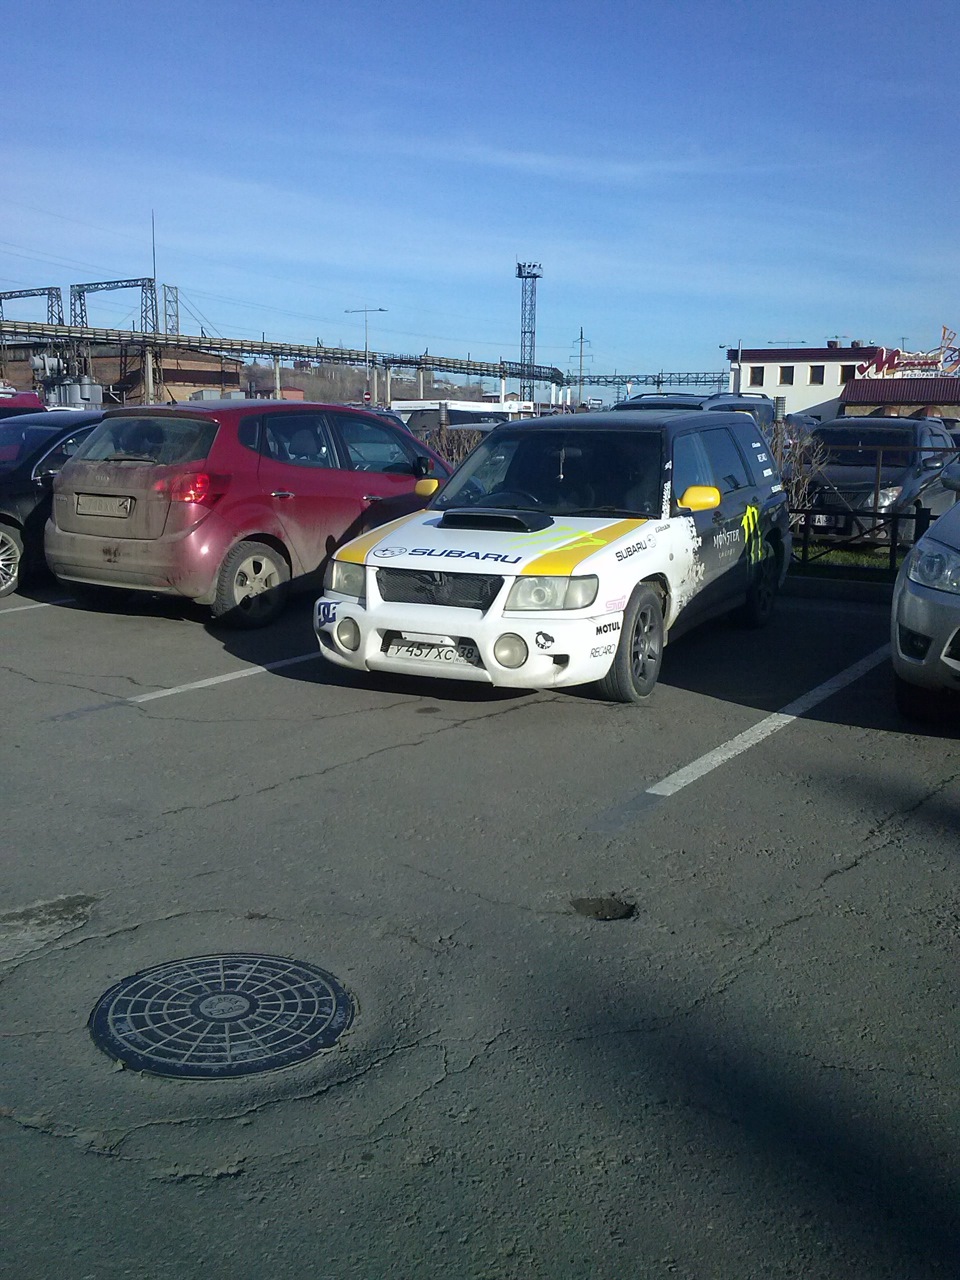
[898,625,931,660]
[336,617,361,651]
[493,633,528,668]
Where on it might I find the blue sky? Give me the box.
[2,0,956,387]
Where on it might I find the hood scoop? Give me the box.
[438,507,555,532]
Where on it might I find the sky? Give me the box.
[2,0,957,389]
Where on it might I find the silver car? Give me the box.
[891,473,960,719]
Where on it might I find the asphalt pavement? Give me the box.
[1,583,958,1279]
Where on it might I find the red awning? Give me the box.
[841,376,960,406]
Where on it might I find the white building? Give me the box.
[727,342,879,418]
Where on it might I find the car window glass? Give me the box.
[328,413,417,473]
[0,422,59,470]
[261,413,334,468]
[77,416,217,465]
[699,428,751,493]
[672,432,713,499]
[34,428,94,475]
[237,415,261,453]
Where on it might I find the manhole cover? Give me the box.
[88,953,355,1079]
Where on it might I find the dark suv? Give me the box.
[805,417,960,543]
[46,401,450,625]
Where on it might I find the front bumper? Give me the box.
[891,573,960,692]
[313,595,625,690]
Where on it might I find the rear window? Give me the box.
[74,416,218,466]
[0,421,59,470]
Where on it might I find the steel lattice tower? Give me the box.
[516,262,542,401]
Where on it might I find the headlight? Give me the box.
[907,540,960,595]
[875,486,903,509]
[324,560,365,598]
[504,575,598,611]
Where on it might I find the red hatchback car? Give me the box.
[45,401,450,625]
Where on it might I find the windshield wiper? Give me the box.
[568,505,643,517]
[103,452,160,463]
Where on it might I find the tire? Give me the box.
[738,537,779,628]
[0,525,23,598]
[893,671,944,723]
[596,583,664,704]
[211,540,290,628]
[68,582,126,610]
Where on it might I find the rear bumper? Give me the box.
[44,519,229,601]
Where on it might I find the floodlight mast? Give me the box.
[516,262,542,402]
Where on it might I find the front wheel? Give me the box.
[0,526,23,598]
[211,540,290,628]
[596,583,664,704]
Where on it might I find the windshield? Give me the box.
[0,421,59,471]
[813,426,915,469]
[433,429,663,517]
[74,416,218,465]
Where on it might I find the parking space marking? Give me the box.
[128,652,321,703]
[0,598,72,615]
[592,644,891,831]
[50,651,322,721]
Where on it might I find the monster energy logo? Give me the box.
[741,504,763,564]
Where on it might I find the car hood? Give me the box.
[922,501,960,552]
[335,508,650,575]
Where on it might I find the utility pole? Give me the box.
[345,306,387,400]
[577,327,585,404]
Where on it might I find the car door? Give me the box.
[698,426,759,605]
[324,410,443,525]
[919,426,960,520]
[255,410,369,577]
[24,426,96,559]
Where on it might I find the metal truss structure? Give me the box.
[163,285,180,335]
[516,262,542,400]
[0,287,64,325]
[70,278,159,332]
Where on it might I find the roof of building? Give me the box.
[728,347,879,363]
[841,377,960,406]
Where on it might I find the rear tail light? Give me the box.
[155,472,228,505]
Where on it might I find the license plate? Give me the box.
[386,639,479,665]
[76,493,133,517]
[812,513,836,527]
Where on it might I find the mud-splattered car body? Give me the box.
[314,411,791,700]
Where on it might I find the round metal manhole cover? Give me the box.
[88,953,355,1079]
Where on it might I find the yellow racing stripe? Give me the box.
[520,519,646,575]
[336,513,421,564]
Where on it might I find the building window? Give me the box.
[840,364,855,384]
[779,366,794,385]
[748,366,764,387]
[809,365,824,385]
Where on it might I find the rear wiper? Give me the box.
[103,452,160,463]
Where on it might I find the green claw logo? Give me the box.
[741,504,762,564]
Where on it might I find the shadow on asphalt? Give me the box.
[539,960,960,1277]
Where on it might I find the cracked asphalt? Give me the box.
[1,584,958,1279]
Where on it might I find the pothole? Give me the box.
[88,953,355,1079]
[570,896,636,921]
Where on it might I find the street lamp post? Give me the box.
[345,306,387,401]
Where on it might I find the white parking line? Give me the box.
[0,598,72,615]
[592,643,891,830]
[128,652,322,703]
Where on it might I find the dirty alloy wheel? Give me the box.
[738,538,779,628]
[212,540,290,628]
[0,526,23,598]
[596,583,664,704]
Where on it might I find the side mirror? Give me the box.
[414,478,440,498]
[34,468,58,489]
[922,454,944,470]
[677,484,721,512]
